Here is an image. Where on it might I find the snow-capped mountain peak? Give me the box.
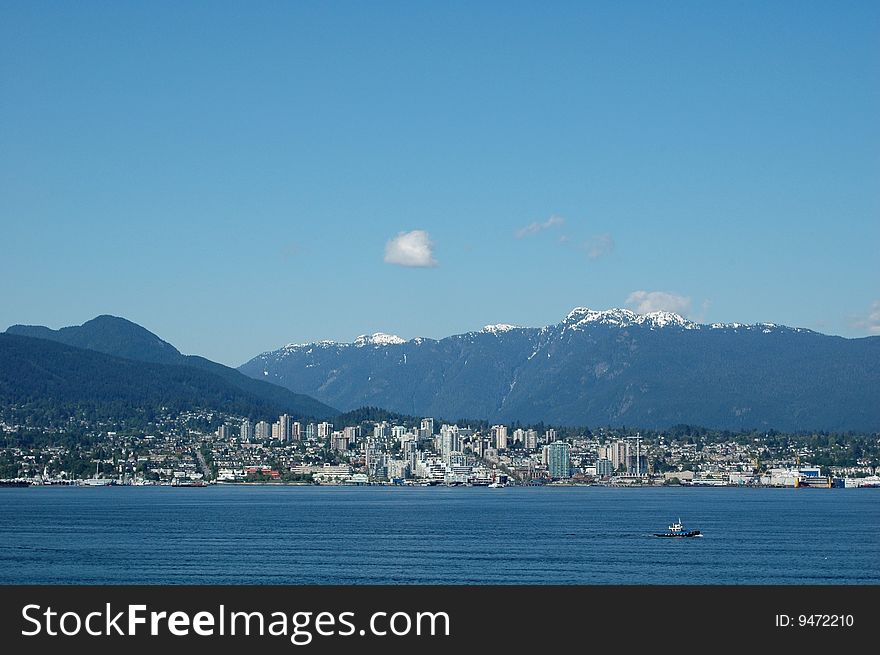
[563,307,696,330]
[354,332,406,347]
[281,339,338,352]
[481,323,519,334]
[634,311,696,329]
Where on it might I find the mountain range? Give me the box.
[238,308,880,432]
[2,316,336,421]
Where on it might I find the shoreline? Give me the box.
[2,481,874,490]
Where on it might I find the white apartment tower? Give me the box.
[278,414,291,442]
[240,420,253,442]
[491,425,509,450]
[255,421,271,440]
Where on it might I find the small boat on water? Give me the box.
[654,518,702,538]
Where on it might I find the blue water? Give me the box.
[0,486,877,584]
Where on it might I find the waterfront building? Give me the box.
[387,459,409,480]
[440,425,460,461]
[548,440,571,479]
[599,441,628,472]
[627,454,648,476]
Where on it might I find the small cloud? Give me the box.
[558,235,570,245]
[515,215,565,239]
[625,290,693,316]
[851,300,880,334]
[582,233,614,260]
[384,230,438,268]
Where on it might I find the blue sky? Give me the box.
[2,0,878,365]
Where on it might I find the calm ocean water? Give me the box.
[0,486,877,584]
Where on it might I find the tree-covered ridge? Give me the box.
[0,333,335,423]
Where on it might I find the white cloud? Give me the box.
[383,230,437,268]
[625,290,693,316]
[851,300,880,334]
[582,233,614,260]
[515,215,565,239]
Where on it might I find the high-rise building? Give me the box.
[596,458,613,477]
[255,421,271,440]
[387,459,409,480]
[399,432,417,450]
[305,423,317,440]
[439,424,460,461]
[240,420,253,442]
[271,422,280,440]
[599,441,628,472]
[544,428,557,444]
[364,438,384,479]
[548,440,571,479]
[278,414,291,442]
[512,428,525,445]
[343,426,359,445]
[440,431,460,462]
[402,438,418,465]
[373,422,390,439]
[391,425,407,440]
[317,422,333,439]
[217,424,230,440]
[331,431,348,452]
[491,425,508,450]
[525,429,538,450]
[420,418,435,438]
[626,435,646,476]
[291,421,302,441]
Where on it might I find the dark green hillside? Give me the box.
[5,316,336,419]
[0,333,335,423]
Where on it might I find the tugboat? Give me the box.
[654,518,702,538]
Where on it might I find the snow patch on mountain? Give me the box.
[280,339,339,354]
[563,307,697,331]
[481,323,519,334]
[635,311,696,329]
[354,333,406,347]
